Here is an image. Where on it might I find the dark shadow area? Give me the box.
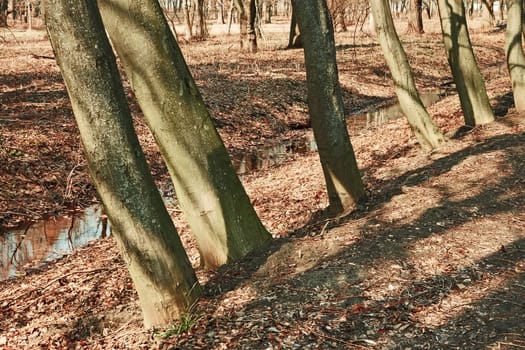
[493,91,515,117]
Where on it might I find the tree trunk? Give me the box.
[98,0,271,268]
[193,0,208,38]
[235,0,257,52]
[262,1,271,23]
[216,0,225,23]
[293,0,366,214]
[505,0,525,111]
[184,0,193,40]
[406,0,424,33]
[437,0,495,126]
[481,0,496,27]
[44,0,201,328]
[371,0,444,150]
[287,2,302,48]
[0,0,7,27]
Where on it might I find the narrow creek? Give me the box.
[1,206,109,280]
[1,91,443,280]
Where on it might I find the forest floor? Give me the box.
[1,18,525,349]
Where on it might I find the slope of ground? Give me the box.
[1,19,524,349]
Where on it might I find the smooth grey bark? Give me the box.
[370,0,444,150]
[44,0,201,328]
[293,0,366,214]
[437,0,495,126]
[98,0,271,268]
[505,0,525,111]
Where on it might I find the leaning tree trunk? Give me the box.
[505,0,525,111]
[370,0,444,150]
[44,0,201,328]
[98,0,271,269]
[437,0,495,126]
[293,0,366,214]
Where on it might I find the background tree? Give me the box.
[235,0,258,51]
[287,1,302,48]
[98,0,272,268]
[437,0,495,126]
[370,0,444,149]
[505,0,525,111]
[293,0,366,214]
[407,0,425,33]
[44,0,201,328]
[0,0,8,26]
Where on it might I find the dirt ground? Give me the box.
[1,18,524,349]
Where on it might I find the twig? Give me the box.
[304,325,372,349]
[64,162,85,198]
[495,342,525,349]
[319,221,330,235]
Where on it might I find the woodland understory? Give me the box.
[0,18,524,349]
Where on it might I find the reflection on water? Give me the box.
[232,92,443,175]
[348,91,442,130]
[232,133,317,174]
[0,206,110,280]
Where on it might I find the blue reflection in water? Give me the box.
[0,206,110,280]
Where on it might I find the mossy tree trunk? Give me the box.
[505,0,525,111]
[98,0,271,269]
[370,0,444,150]
[293,0,366,214]
[44,0,201,328]
[437,0,495,126]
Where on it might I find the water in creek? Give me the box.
[1,92,442,279]
[233,91,442,174]
[0,206,110,280]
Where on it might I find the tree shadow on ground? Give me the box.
[196,130,524,348]
[492,91,514,117]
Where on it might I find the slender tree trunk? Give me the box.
[481,0,495,27]
[406,0,424,33]
[235,0,257,51]
[499,0,506,21]
[184,0,193,40]
[228,0,235,33]
[193,0,208,38]
[44,0,201,328]
[505,0,525,110]
[98,0,271,268]
[437,0,495,126]
[0,0,7,26]
[217,0,225,23]
[371,0,444,150]
[293,0,366,214]
[287,2,302,48]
